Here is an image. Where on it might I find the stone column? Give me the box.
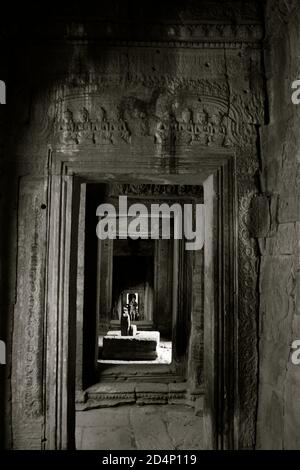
[11,177,47,449]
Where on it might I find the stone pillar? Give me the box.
[188,248,204,389]
[97,238,113,333]
[11,177,47,449]
[154,239,173,336]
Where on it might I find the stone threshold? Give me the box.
[76,382,204,413]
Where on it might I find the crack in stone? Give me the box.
[128,407,138,450]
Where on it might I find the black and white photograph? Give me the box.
[0,0,299,461]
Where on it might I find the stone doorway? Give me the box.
[6,5,264,451]
[44,147,239,450]
[73,181,208,449]
[76,183,203,397]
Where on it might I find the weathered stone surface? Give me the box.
[79,382,192,408]
[129,407,174,450]
[135,383,168,394]
[75,427,83,450]
[11,177,46,449]
[283,361,300,449]
[256,0,300,450]
[77,408,130,428]
[136,383,168,405]
[76,404,204,450]
[278,195,300,223]
[257,254,299,448]
[267,223,297,255]
[77,383,136,410]
[166,407,204,449]
[249,195,271,238]
[102,331,159,360]
[87,382,136,395]
[168,382,187,393]
[168,382,187,404]
[81,427,134,450]
[194,397,204,417]
[1,0,272,451]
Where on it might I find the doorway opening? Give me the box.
[98,237,173,365]
[75,182,204,396]
[45,159,238,450]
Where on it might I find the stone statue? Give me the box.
[120,301,138,336]
[128,293,139,321]
[120,306,131,336]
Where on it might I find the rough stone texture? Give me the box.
[76,405,204,450]
[78,382,137,410]
[256,0,300,450]
[136,383,169,405]
[165,408,203,449]
[4,0,300,451]
[77,407,134,450]
[102,331,159,360]
[11,178,47,449]
[79,382,195,409]
[0,0,267,449]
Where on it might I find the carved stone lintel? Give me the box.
[108,184,203,198]
[54,92,260,150]
[56,106,131,146]
[64,23,263,44]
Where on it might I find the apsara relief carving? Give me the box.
[54,96,248,149]
[56,106,131,145]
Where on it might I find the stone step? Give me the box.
[76,382,204,412]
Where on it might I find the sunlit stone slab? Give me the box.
[102,331,160,360]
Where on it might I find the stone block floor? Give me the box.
[76,404,203,450]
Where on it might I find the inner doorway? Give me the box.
[99,237,173,365]
[77,183,202,389]
[74,181,205,449]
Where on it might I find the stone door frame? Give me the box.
[44,146,238,450]
[92,191,204,386]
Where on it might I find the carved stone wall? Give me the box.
[256,0,300,450]
[11,178,47,449]
[1,0,265,449]
[48,46,262,450]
